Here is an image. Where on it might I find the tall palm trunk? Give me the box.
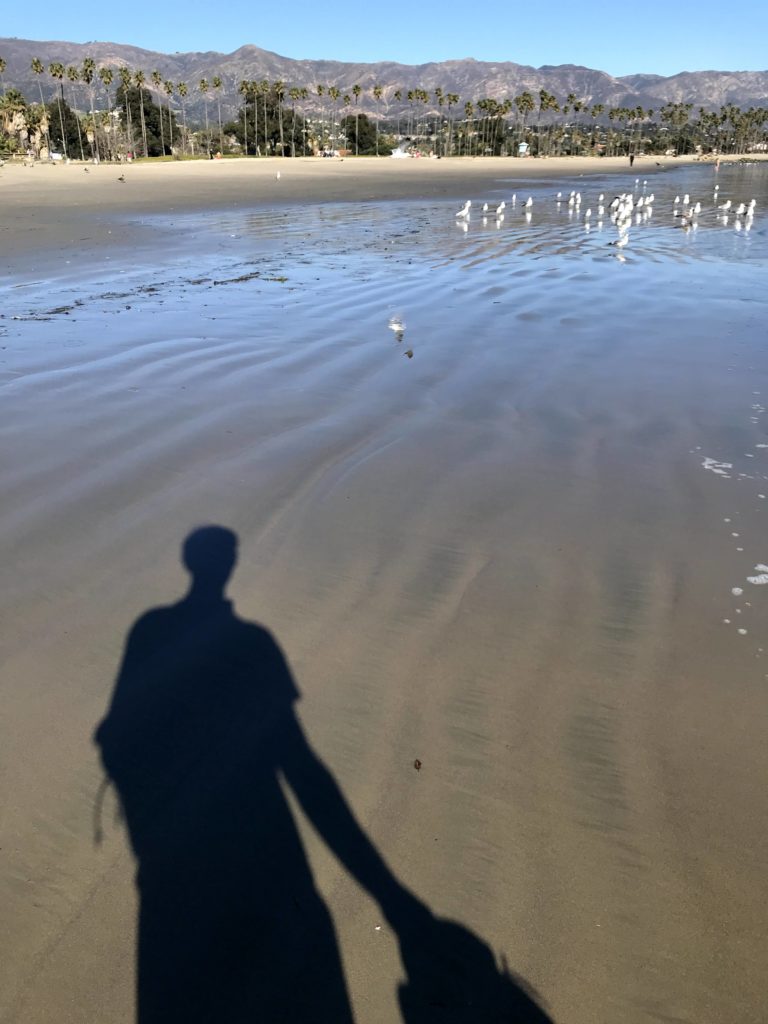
[67,69,86,160]
[152,72,165,155]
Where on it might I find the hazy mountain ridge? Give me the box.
[2,36,766,121]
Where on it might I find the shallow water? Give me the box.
[2,161,768,1024]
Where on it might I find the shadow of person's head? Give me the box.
[182,525,238,600]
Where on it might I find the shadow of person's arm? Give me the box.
[281,718,553,1021]
[279,712,429,931]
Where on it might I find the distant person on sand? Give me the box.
[95,526,553,1023]
[629,153,635,168]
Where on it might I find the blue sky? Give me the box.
[5,0,768,78]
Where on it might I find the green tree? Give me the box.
[45,96,82,155]
[1,88,30,154]
[229,83,309,157]
[116,82,177,157]
[340,111,388,155]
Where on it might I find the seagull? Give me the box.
[83,167,90,174]
[495,201,506,216]
[117,174,125,182]
[524,196,533,208]
[388,316,405,341]
[455,200,471,219]
[275,170,281,180]
[718,199,732,211]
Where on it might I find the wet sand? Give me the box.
[0,154,697,260]
[2,158,768,1023]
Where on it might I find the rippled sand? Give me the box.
[2,160,768,1023]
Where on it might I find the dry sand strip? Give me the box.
[0,152,712,219]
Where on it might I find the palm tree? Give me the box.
[117,67,133,155]
[289,86,301,156]
[328,86,340,151]
[30,57,52,156]
[352,83,361,155]
[314,84,325,151]
[514,91,535,154]
[238,79,250,154]
[133,70,149,157]
[256,79,264,153]
[98,66,115,159]
[372,83,383,155]
[342,92,351,149]
[199,78,210,153]
[393,89,402,144]
[212,75,223,153]
[463,101,474,155]
[163,80,175,153]
[0,57,6,96]
[446,93,459,155]
[433,87,444,155]
[151,70,166,155]
[67,65,87,160]
[276,80,288,155]
[177,82,189,154]
[81,58,100,161]
[589,103,604,150]
[49,61,68,157]
[260,79,270,153]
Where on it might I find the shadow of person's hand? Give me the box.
[395,914,553,1023]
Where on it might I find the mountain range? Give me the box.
[2,37,767,121]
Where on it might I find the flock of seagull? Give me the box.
[454,178,759,248]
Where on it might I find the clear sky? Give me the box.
[4,0,768,79]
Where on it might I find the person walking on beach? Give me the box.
[96,526,553,1023]
[629,152,635,168]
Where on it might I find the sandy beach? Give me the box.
[2,155,767,1023]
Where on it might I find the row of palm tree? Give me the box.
[3,53,768,159]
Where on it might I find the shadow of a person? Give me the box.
[95,525,553,1023]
